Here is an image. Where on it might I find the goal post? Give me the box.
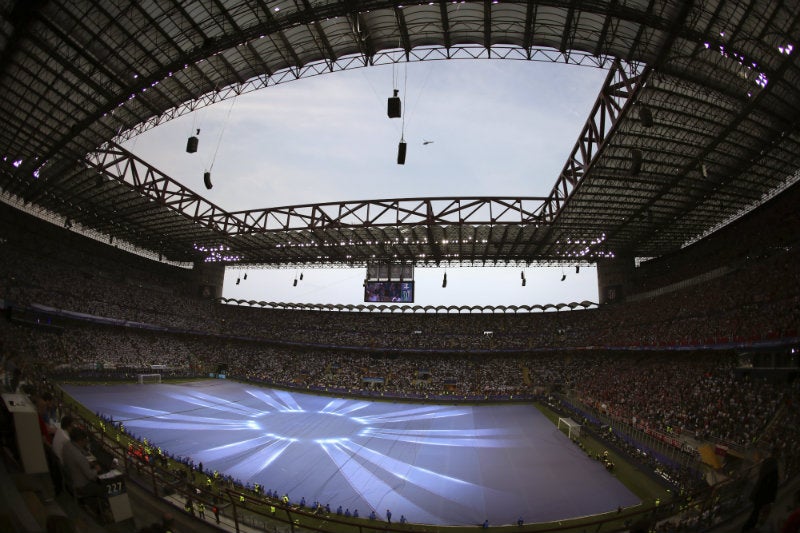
[137,373,162,385]
[557,417,581,439]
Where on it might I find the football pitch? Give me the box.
[63,380,639,525]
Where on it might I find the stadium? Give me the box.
[1,1,799,532]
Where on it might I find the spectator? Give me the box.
[742,456,780,532]
[52,415,73,462]
[62,428,104,499]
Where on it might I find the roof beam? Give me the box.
[394,7,412,59]
[614,6,800,255]
[484,0,492,56]
[439,0,453,52]
[300,0,339,70]
[230,197,549,234]
[549,60,647,218]
[523,59,649,260]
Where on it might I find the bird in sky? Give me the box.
[423,140,434,145]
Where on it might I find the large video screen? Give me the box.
[364,281,414,303]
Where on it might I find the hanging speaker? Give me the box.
[204,171,213,189]
[186,136,199,153]
[629,149,642,176]
[387,90,401,118]
[639,105,654,128]
[397,141,407,165]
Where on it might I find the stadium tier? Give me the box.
[2,191,798,353]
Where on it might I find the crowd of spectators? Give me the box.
[563,353,784,446]
[3,314,799,533]
[2,197,800,356]
[4,315,797,458]
[3,242,798,353]
[4,320,799,533]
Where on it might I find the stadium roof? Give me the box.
[0,0,798,267]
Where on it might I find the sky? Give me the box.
[122,59,607,306]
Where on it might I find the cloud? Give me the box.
[126,60,604,206]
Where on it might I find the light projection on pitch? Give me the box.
[101,387,518,522]
[68,382,640,525]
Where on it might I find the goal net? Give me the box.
[557,417,581,439]
[137,373,162,385]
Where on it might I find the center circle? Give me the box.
[263,410,363,442]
